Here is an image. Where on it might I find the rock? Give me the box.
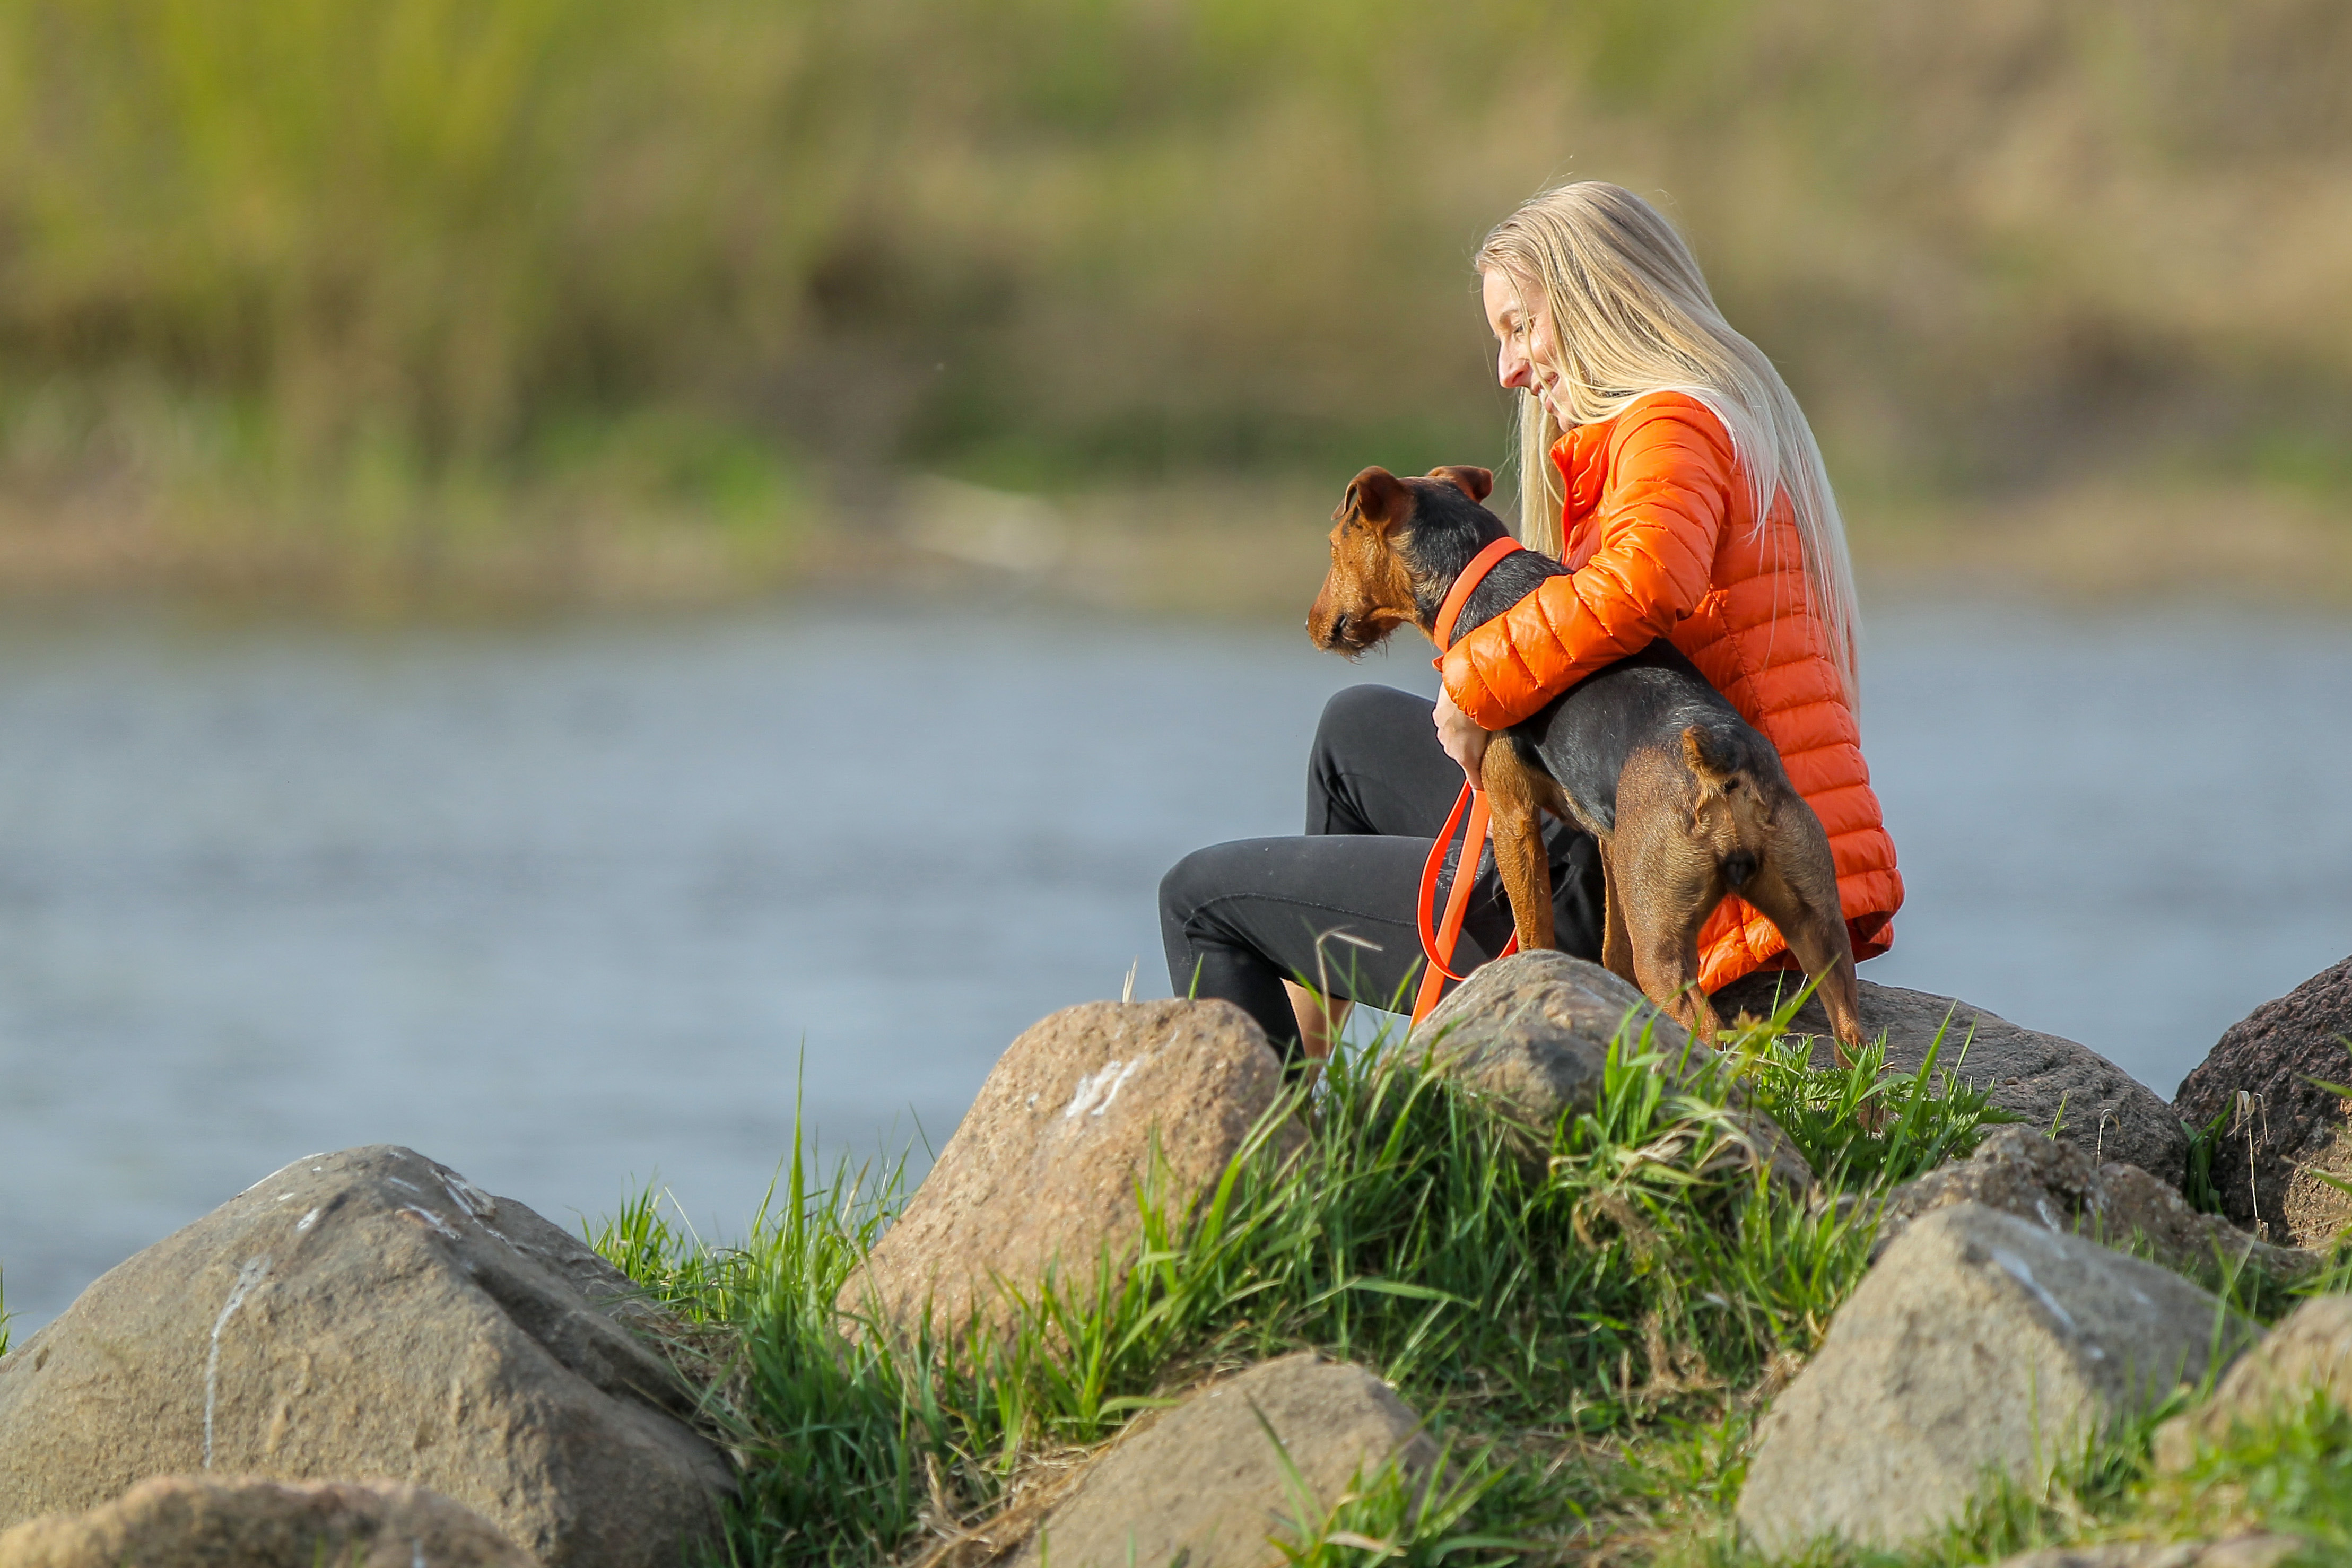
[1715,972,2189,1187]
[2155,1294,2352,1470]
[838,999,1298,1337]
[1418,950,1813,1191]
[1416,950,1666,1123]
[2173,955,2352,1250]
[1990,1539,2304,1568]
[1738,1203,2255,1554]
[1010,1352,1436,1568]
[1876,1125,2318,1283]
[0,1475,529,1568]
[0,1146,730,1568]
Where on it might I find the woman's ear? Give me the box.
[1337,466,1409,527]
[1430,466,1493,504]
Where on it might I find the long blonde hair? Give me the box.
[1476,181,1860,699]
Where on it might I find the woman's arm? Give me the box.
[1441,399,1736,731]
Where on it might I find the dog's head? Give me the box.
[1308,464,1496,655]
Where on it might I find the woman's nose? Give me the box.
[1496,342,1531,390]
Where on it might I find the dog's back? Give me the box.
[1511,642,1785,840]
[1436,525,1785,842]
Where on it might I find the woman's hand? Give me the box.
[1433,687,1489,785]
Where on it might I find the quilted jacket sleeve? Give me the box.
[1441,399,1734,730]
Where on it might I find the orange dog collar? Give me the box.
[1432,535,1523,654]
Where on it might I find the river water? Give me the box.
[2,599,2349,1332]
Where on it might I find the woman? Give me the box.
[1159,181,1903,1057]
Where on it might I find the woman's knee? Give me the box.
[1311,683,1429,789]
[1309,683,1442,837]
[1157,849,1208,933]
[1158,840,1252,935]
[1314,683,1427,754]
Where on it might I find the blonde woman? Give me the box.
[1160,181,1903,1058]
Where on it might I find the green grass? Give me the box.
[1649,1375,2352,1568]
[585,997,2351,1566]
[585,999,2025,1567]
[1728,1009,2019,1191]
[3,0,2349,583]
[2145,1393,2352,1555]
[2182,1104,2236,1217]
[0,376,817,605]
[1262,1430,1533,1568]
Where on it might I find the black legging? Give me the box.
[1159,684,1606,1055]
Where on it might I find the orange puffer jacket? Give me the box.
[1442,391,1902,990]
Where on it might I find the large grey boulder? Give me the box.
[1876,1125,2316,1282]
[0,1146,730,1568]
[1739,1203,2255,1555]
[1715,972,2189,1186]
[2173,955,2352,1249]
[2155,1294,2352,1470]
[1010,1352,1436,1568]
[1418,951,1812,1190]
[838,1000,1298,1337]
[0,1476,529,1568]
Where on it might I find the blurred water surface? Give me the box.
[2,601,2349,1332]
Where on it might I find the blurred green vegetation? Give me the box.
[0,0,2346,597]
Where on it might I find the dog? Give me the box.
[1307,462,1869,1061]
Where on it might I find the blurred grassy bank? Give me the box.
[0,0,2346,608]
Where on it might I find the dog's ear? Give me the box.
[1430,466,1493,504]
[1338,466,1409,528]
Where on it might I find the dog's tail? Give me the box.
[1680,722,1774,888]
[1679,722,1752,794]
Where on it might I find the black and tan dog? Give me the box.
[1308,463,1868,1060]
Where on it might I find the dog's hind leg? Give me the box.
[1598,843,1635,984]
[1611,752,1728,1048]
[1479,741,1555,953]
[1738,805,1870,1069]
[1622,884,1724,1049]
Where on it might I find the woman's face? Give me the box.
[1481,267,1569,424]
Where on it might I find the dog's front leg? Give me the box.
[1479,742,1555,954]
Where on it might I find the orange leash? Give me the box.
[1410,535,1525,1027]
[1409,783,1518,1024]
